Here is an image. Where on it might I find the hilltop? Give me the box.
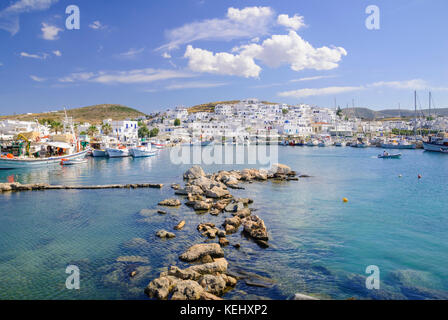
[0,104,147,125]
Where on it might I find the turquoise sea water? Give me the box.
[0,146,447,300]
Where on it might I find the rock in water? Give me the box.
[156,230,176,239]
[205,186,230,198]
[171,280,206,300]
[243,215,268,241]
[158,198,181,206]
[179,243,224,262]
[145,276,180,299]
[174,220,186,230]
[183,165,205,180]
[293,293,319,300]
[269,163,292,175]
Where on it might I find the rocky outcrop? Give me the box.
[197,223,220,239]
[183,165,205,180]
[243,215,268,241]
[205,186,230,199]
[179,243,224,262]
[158,198,181,206]
[222,216,242,234]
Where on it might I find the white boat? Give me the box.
[92,149,108,157]
[306,140,318,146]
[151,140,166,149]
[0,149,89,169]
[60,158,89,165]
[106,146,129,158]
[129,143,156,158]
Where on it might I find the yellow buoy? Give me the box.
[343,197,348,203]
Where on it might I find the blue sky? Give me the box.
[0,0,447,115]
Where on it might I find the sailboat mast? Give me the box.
[429,91,431,119]
[414,91,417,137]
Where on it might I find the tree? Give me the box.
[149,127,159,137]
[138,126,150,138]
[101,123,112,135]
[336,107,343,117]
[282,108,289,115]
[87,125,98,137]
[174,118,181,126]
[50,121,63,134]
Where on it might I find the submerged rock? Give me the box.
[116,256,149,264]
[156,230,176,239]
[293,293,319,300]
[158,198,181,206]
[174,220,186,230]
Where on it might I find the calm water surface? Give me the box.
[0,146,447,300]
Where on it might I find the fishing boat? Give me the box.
[440,148,448,154]
[305,140,318,146]
[381,139,416,149]
[60,158,89,165]
[106,144,129,158]
[423,134,448,152]
[129,143,156,158]
[0,109,89,169]
[378,153,402,159]
[0,148,88,169]
[151,140,166,149]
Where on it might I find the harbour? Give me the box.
[0,146,447,300]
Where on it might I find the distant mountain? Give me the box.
[0,104,146,125]
[342,107,448,120]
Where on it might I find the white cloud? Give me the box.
[185,31,347,77]
[371,79,427,90]
[184,45,261,78]
[158,6,274,51]
[279,86,364,98]
[290,75,337,82]
[0,0,58,35]
[277,14,305,30]
[41,22,62,40]
[52,50,61,56]
[20,51,48,59]
[89,20,105,30]
[118,48,144,58]
[162,52,171,59]
[165,81,227,90]
[58,72,95,83]
[241,31,347,72]
[59,68,195,84]
[30,75,46,82]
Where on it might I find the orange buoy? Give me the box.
[343,197,348,203]
[6,153,14,159]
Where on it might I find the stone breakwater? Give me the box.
[145,163,309,300]
[0,182,163,192]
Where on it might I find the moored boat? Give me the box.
[129,143,156,158]
[106,145,129,158]
[0,149,89,169]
